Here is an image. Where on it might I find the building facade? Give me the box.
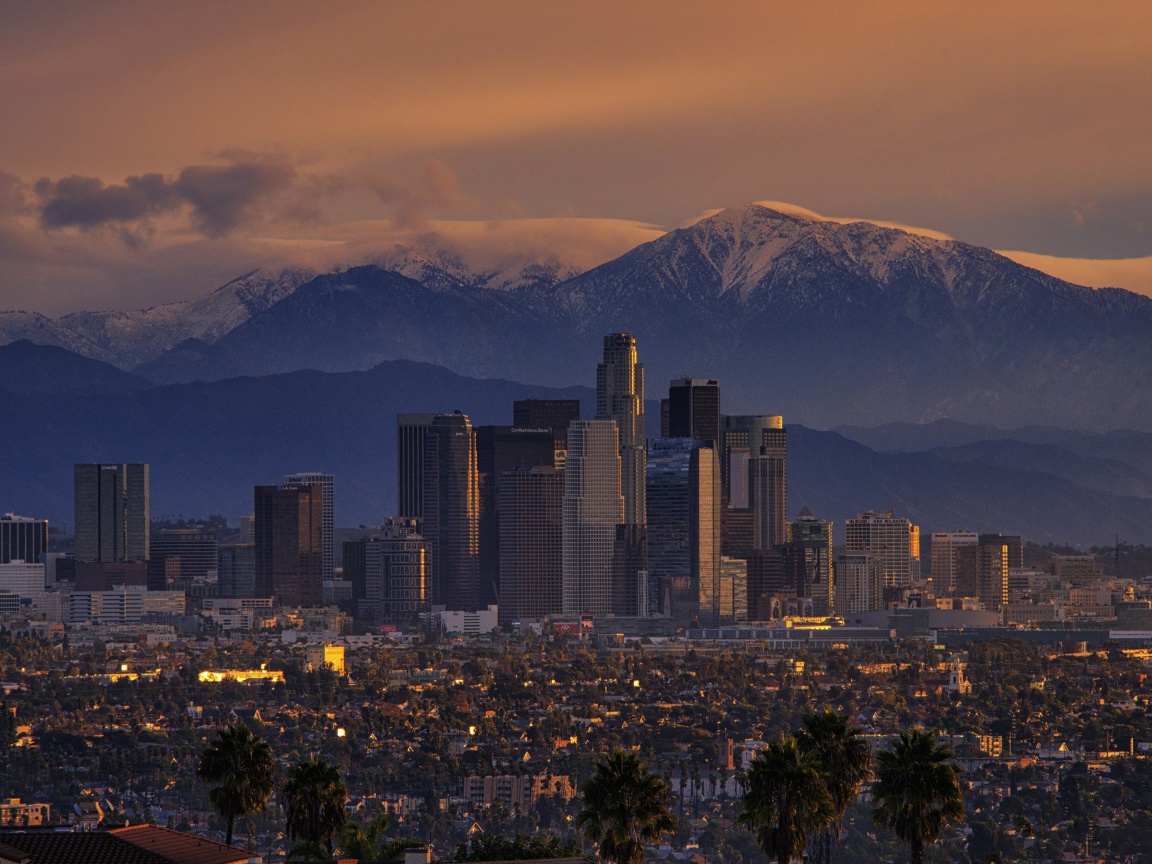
[0,514,48,566]
[74,463,149,563]
[667,378,721,444]
[253,483,324,606]
[562,419,624,616]
[284,472,335,580]
[397,413,436,519]
[498,465,564,624]
[421,412,480,611]
[645,438,721,625]
[596,333,646,528]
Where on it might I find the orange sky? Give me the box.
[1,2,1150,312]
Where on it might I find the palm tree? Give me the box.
[338,813,390,861]
[798,709,872,864]
[737,736,835,864]
[196,722,275,846]
[283,757,348,855]
[871,727,964,864]
[578,749,677,864]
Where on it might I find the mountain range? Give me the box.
[5,204,1152,430]
[2,340,1149,546]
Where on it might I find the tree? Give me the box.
[871,728,964,864]
[195,722,275,847]
[339,813,390,861]
[798,708,872,864]
[737,736,835,864]
[578,749,677,864]
[283,758,348,856]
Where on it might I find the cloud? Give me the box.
[32,156,298,240]
[364,159,477,230]
[171,159,296,236]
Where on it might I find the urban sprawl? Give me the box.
[2,333,1152,864]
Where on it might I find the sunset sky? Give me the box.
[2,2,1151,313]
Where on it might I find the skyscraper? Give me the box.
[498,465,564,625]
[512,399,580,467]
[217,543,255,598]
[397,414,436,519]
[789,508,834,613]
[749,448,787,550]
[562,419,624,616]
[284,473,335,580]
[596,334,646,527]
[845,509,920,594]
[476,426,555,607]
[74,464,149,563]
[929,531,978,594]
[0,514,48,566]
[834,552,882,615]
[355,518,428,622]
[148,528,218,592]
[254,483,323,606]
[421,412,480,611]
[721,415,784,503]
[667,378,721,444]
[645,438,721,625]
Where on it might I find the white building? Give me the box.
[835,552,881,615]
[0,561,46,598]
[845,509,920,589]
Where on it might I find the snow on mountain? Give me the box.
[1,267,315,370]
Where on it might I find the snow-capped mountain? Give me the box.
[0,267,315,369]
[6,204,1152,430]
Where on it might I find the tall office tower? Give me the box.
[359,518,428,622]
[955,539,1009,609]
[0,514,48,565]
[284,473,335,580]
[667,379,721,444]
[73,463,150,563]
[397,414,436,519]
[148,528,219,591]
[562,419,624,616]
[719,556,748,625]
[845,509,920,592]
[596,333,646,527]
[512,399,581,467]
[976,539,1009,610]
[721,415,784,501]
[930,531,978,594]
[498,466,564,625]
[749,449,787,550]
[645,439,721,625]
[835,552,882,615]
[217,544,256,598]
[421,412,480,611]
[790,508,834,613]
[979,533,1023,570]
[745,548,788,621]
[476,426,555,607]
[253,483,323,606]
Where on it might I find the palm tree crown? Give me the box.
[871,727,964,864]
[196,722,275,847]
[578,749,676,864]
[737,735,835,864]
[283,757,349,854]
[798,709,872,864]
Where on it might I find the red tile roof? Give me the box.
[110,825,253,864]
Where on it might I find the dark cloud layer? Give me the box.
[33,157,297,240]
